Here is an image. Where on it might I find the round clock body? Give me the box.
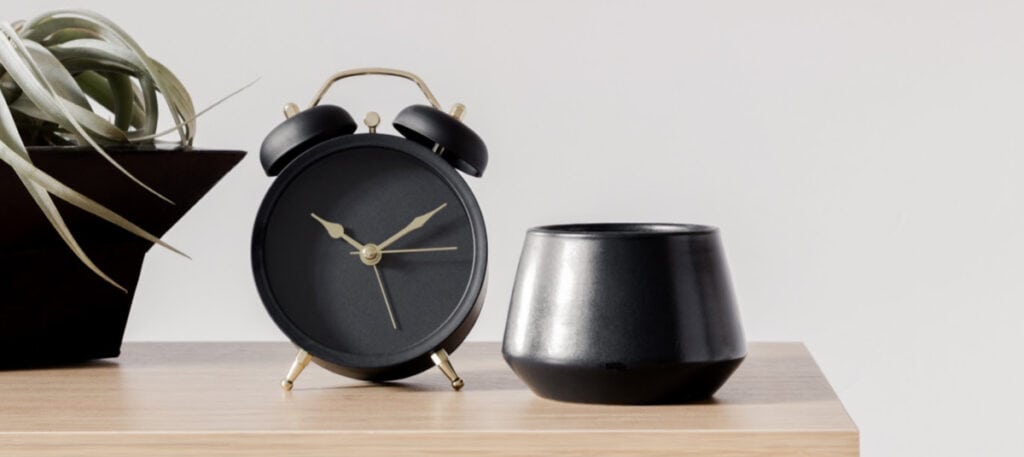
[252,134,487,381]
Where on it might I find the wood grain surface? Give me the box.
[0,342,858,456]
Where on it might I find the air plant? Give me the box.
[0,10,240,291]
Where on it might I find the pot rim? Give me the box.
[528,223,718,237]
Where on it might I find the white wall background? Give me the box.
[7,1,1024,455]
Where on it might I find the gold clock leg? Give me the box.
[430,349,464,391]
[281,349,313,391]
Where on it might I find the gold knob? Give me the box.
[449,103,465,121]
[283,102,300,119]
[364,111,381,133]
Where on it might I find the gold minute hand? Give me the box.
[310,213,365,250]
[377,203,447,250]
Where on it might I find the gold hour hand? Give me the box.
[310,213,365,250]
[349,246,457,255]
[377,203,447,250]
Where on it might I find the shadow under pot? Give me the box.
[502,223,746,405]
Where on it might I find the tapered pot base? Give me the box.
[505,356,745,405]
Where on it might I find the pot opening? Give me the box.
[529,223,717,237]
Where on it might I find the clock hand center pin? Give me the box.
[357,243,383,266]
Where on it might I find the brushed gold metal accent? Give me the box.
[309,67,442,109]
[372,264,398,330]
[310,213,365,250]
[349,246,457,255]
[449,103,466,121]
[358,243,383,266]
[281,349,312,391]
[306,68,468,158]
[377,203,447,250]
[431,349,464,391]
[364,111,380,133]
[431,103,468,155]
[283,102,300,119]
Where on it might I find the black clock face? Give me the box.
[253,135,485,371]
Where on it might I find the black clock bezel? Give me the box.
[252,133,487,382]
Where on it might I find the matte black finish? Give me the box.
[393,104,488,177]
[252,134,487,382]
[259,105,357,176]
[0,146,245,367]
[503,223,746,404]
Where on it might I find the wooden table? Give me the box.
[0,342,858,456]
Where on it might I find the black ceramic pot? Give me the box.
[502,223,746,404]
[0,146,244,367]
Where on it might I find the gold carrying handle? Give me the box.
[308,67,442,110]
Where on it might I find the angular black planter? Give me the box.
[0,146,244,367]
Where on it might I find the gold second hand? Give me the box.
[349,246,458,255]
[372,264,398,330]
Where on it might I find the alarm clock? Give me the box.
[252,68,488,391]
